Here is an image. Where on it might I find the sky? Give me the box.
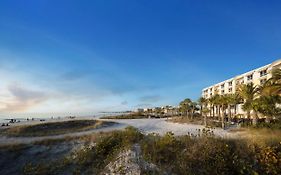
[0,0,281,117]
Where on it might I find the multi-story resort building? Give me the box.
[202,59,281,117]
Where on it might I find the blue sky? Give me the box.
[0,0,281,116]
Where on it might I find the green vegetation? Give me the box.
[141,132,281,175]
[18,127,281,175]
[2,120,114,137]
[241,119,281,130]
[179,98,199,119]
[22,127,143,175]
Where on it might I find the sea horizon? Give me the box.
[0,111,130,123]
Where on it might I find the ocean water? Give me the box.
[0,112,128,124]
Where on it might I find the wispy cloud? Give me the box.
[0,84,48,112]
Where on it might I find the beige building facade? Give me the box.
[202,59,281,117]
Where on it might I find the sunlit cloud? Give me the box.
[0,84,48,112]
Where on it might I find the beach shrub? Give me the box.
[22,127,143,174]
[242,120,281,130]
[141,133,281,175]
[20,127,281,175]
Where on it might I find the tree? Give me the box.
[226,93,242,120]
[190,102,198,119]
[237,83,259,125]
[271,68,281,83]
[255,96,281,121]
[264,68,281,96]
[212,94,221,119]
[202,107,210,127]
[208,96,216,118]
[198,97,207,116]
[179,98,192,117]
[218,95,229,129]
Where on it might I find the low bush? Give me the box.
[22,126,143,174]
[242,120,281,130]
[21,127,281,175]
[141,132,281,175]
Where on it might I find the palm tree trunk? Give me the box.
[222,107,225,129]
[213,106,215,118]
[222,116,225,129]
[218,106,221,120]
[234,104,237,115]
[204,114,207,127]
[252,111,258,126]
[228,105,231,121]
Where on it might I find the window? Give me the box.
[238,80,244,85]
[228,81,232,86]
[247,74,253,81]
[260,70,267,77]
[229,88,232,93]
[221,90,225,94]
[236,79,244,85]
[221,84,225,88]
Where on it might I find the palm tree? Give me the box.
[255,95,281,122]
[179,98,192,117]
[213,94,221,120]
[271,68,281,83]
[218,95,229,129]
[259,68,281,96]
[190,101,198,119]
[237,83,259,125]
[198,97,207,116]
[202,107,210,126]
[226,93,242,120]
[208,96,216,118]
[257,80,281,122]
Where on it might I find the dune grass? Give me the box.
[2,120,115,137]
[19,127,281,175]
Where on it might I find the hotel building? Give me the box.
[202,59,281,116]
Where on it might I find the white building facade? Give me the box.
[202,59,281,117]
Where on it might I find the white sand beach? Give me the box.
[0,117,237,146]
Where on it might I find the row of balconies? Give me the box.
[203,69,268,98]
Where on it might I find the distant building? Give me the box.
[137,108,144,113]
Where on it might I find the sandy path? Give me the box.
[0,118,236,146]
[102,118,236,137]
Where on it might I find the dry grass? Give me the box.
[166,116,223,128]
[231,127,281,146]
[2,120,115,137]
